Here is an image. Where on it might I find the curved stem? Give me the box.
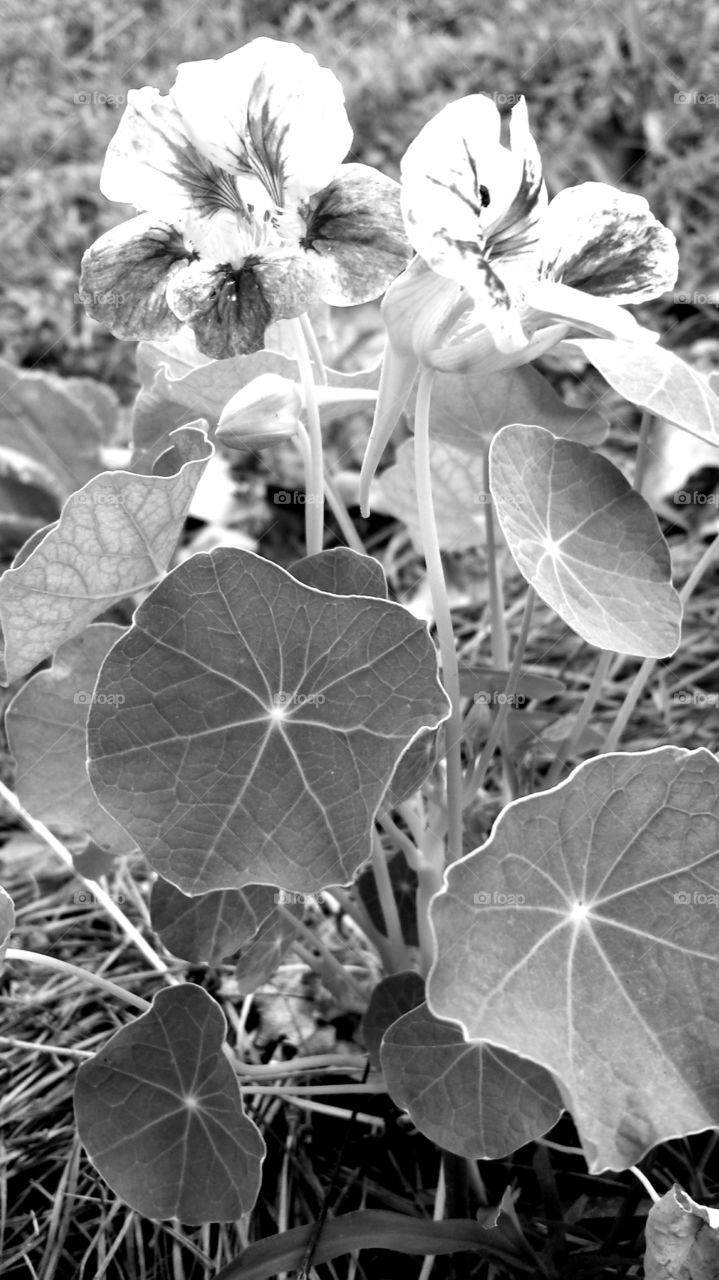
[6,948,151,1013]
[300,312,328,385]
[291,316,325,555]
[414,367,463,861]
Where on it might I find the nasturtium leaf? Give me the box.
[415,361,608,451]
[151,878,278,966]
[234,903,300,990]
[87,548,450,894]
[73,841,119,881]
[0,885,15,959]
[428,746,719,1172]
[381,1002,563,1159]
[4,624,134,855]
[357,848,419,947]
[383,725,439,807]
[644,1183,719,1280]
[74,983,264,1223]
[0,358,105,502]
[567,338,719,447]
[374,437,493,553]
[0,426,212,684]
[362,970,425,1070]
[489,423,681,657]
[290,547,387,599]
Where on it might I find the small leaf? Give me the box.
[0,885,15,959]
[75,984,264,1223]
[381,1002,563,1158]
[5,624,134,854]
[151,878,278,966]
[568,338,719,447]
[384,725,439,806]
[362,970,425,1070]
[428,746,719,1172]
[234,905,300,990]
[644,1183,719,1279]
[87,548,450,894]
[0,425,212,684]
[489,423,681,656]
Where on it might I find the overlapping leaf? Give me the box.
[382,1002,563,1158]
[489,423,681,656]
[362,970,425,1070]
[75,984,264,1222]
[4,623,133,854]
[290,547,387,599]
[568,338,719,446]
[374,438,492,552]
[151,879,278,965]
[428,746,719,1171]
[0,425,212,684]
[87,548,450,894]
[644,1183,719,1279]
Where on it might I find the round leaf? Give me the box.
[489,423,681,656]
[75,983,264,1222]
[428,746,719,1171]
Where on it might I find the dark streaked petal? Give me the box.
[302,164,412,305]
[79,215,191,339]
[165,253,319,359]
[538,184,679,302]
[486,97,547,258]
[171,39,352,213]
[100,86,262,225]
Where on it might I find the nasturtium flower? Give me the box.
[360,92,679,509]
[79,39,411,359]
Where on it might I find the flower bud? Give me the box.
[217,374,304,450]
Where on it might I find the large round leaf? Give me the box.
[489,423,681,657]
[428,746,719,1171]
[87,548,449,894]
[75,984,264,1222]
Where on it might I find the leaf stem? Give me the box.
[0,781,174,981]
[633,410,654,496]
[6,947,151,1013]
[291,316,325,555]
[414,367,463,861]
[603,530,719,752]
[545,648,613,787]
[463,587,535,805]
[371,829,409,971]
[276,906,368,1003]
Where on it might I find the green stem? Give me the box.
[371,830,409,971]
[414,824,445,975]
[276,906,367,1003]
[295,420,364,554]
[545,648,613,788]
[603,530,719,752]
[463,587,535,805]
[414,367,463,861]
[483,446,508,668]
[300,312,328,385]
[633,410,654,496]
[377,810,422,871]
[6,948,151,1013]
[291,316,325,555]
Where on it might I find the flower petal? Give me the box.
[400,96,536,275]
[79,215,191,340]
[302,164,411,305]
[538,183,679,302]
[165,252,318,359]
[170,38,352,214]
[359,341,418,517]
[524,280,658,342]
